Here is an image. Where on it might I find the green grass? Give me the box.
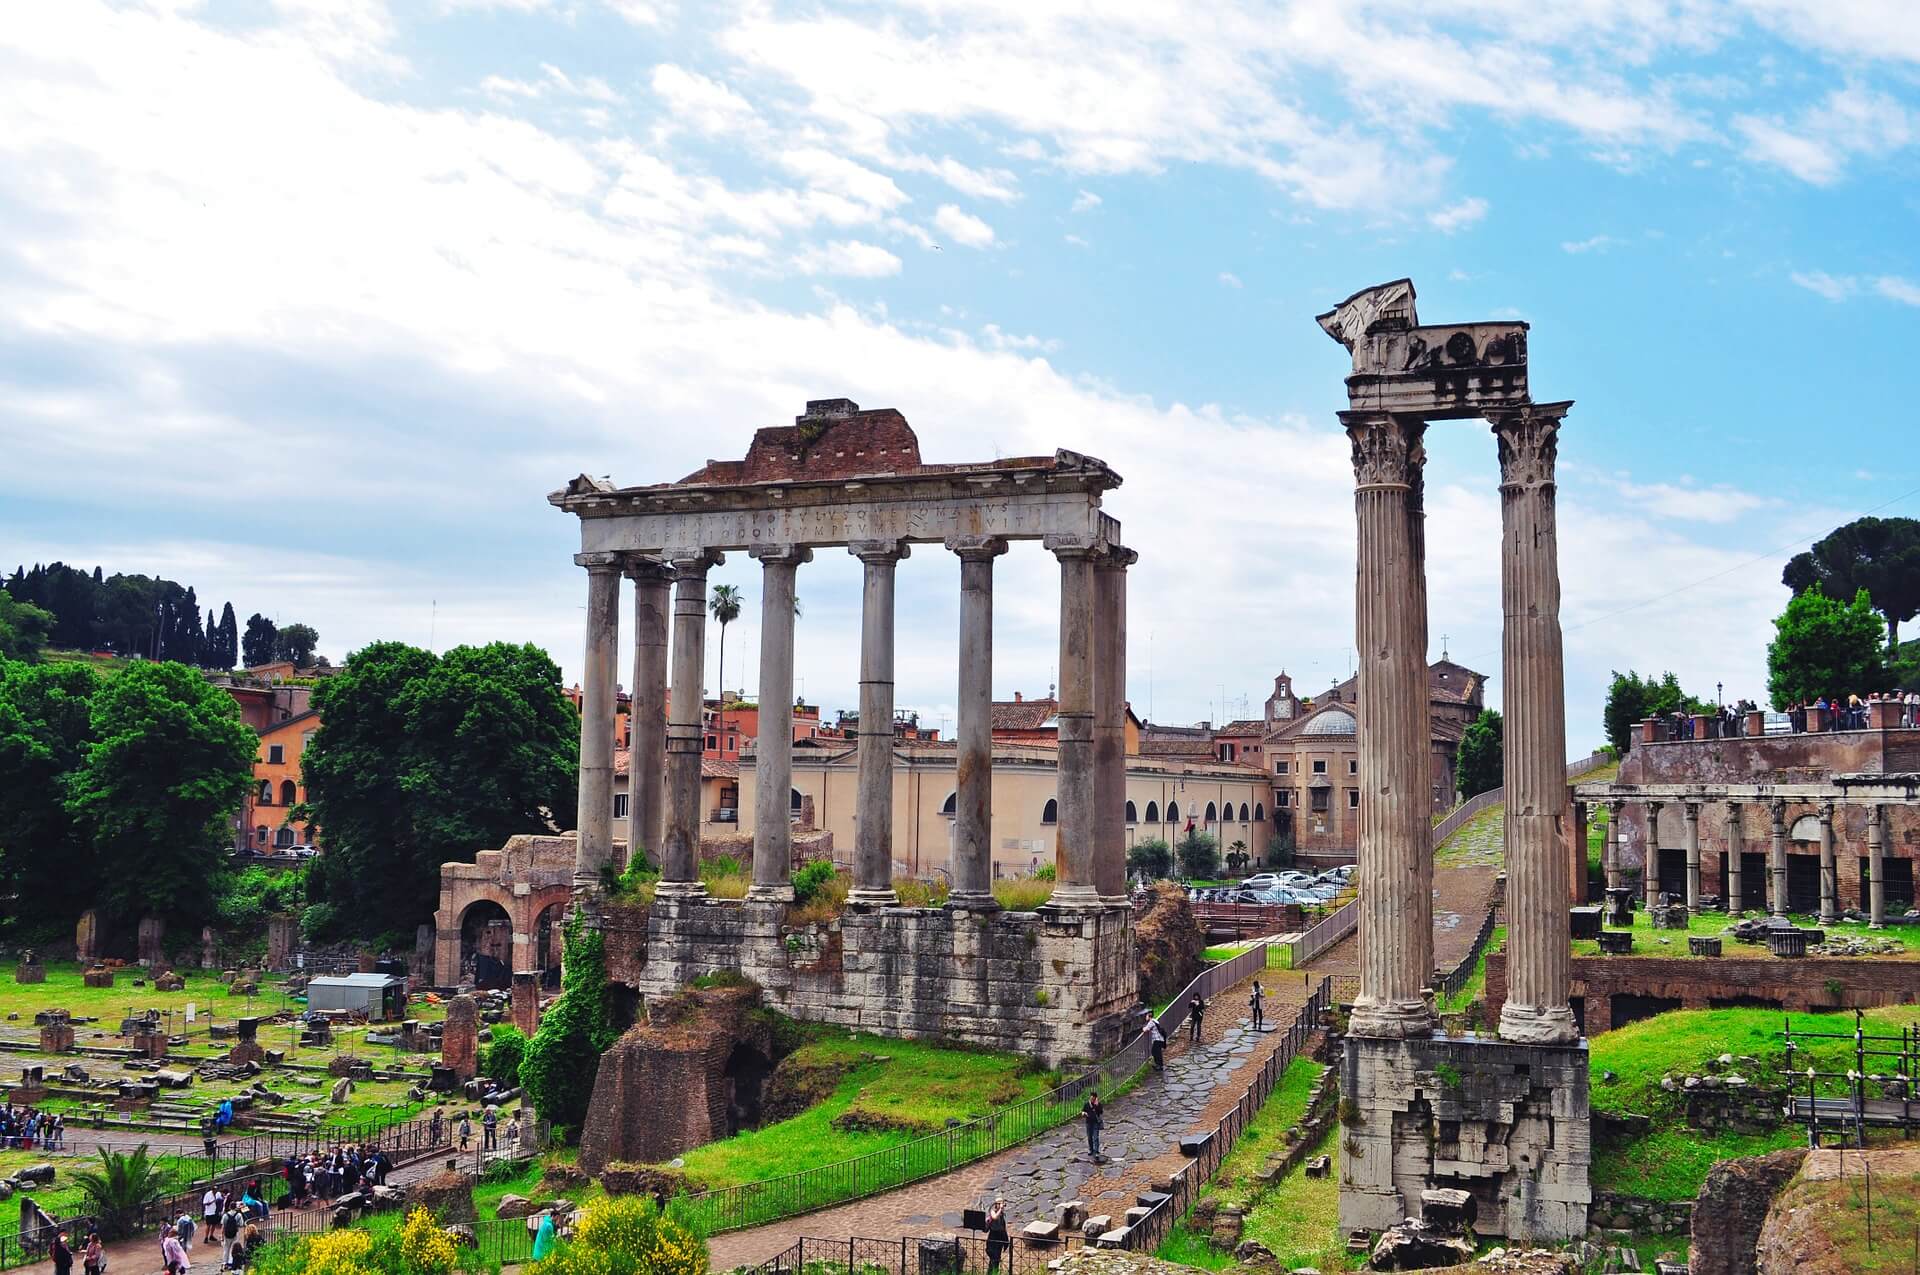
[1769,1168,1920,1275]
[1591,1125,1802,1200]
[1235,1124,1358,1272]
[1156,1223,1234,1270]
[1434,805,1504,869]
[1437,924,1503,1015]
[1572,910,1920,959]
[668,1032,1059,1190]
[1206,1058,1323,1208]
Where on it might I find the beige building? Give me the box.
[738,740,1272,881]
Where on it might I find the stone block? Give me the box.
[1080,1216,1111,1238]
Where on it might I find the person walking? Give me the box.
[221,1207,242,1271]
[1080,1090,1105,1161]
[1188,994,1206,1043]
[1248,981,1265,1031]
[429,1107,444,1147]
[1149,1020,1166,1072]
[162,1226,190,1275]
[507,1111,522,1152]
[531,1211,557,1261]
[482,1106,498,1152]
[984,1197,1010,1274]
[50,1228,71,1275]
[458,1112,472,1154]
[82,1232,102,1275]
[176,1211,197,1251]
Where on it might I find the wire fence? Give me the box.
[1433,901,1500,1004]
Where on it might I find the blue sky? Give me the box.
[3,0,1917,748]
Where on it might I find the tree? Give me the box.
[1602,670,1705,753]
[303,640,579,940]
[521,921,615,1134]
[66,660,256,928]
[0,658,101,936]
[1127,836,1172,880]
[483,1023,530,1088]
[708,584,742,695]
[1783,516,1920,650]
[1455,708,1504,799]
[242,613,278,667]
[1175,828,1219,880]
[0,592,53,661]
[217,602,239,669]
[276,622,320,667]
[70,1146,171,1239]
[1225,841,1250,876]
[1766,588,1887,709]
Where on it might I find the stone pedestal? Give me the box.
[76,909,99,965]
[13,957,44,984]
[1339,1034,1590,1242]
[137,916,165,966]
[266,914,299,970]
[442,994,479,1080]
[39,1014,74,1054]
[510,971,541,1036]
[83,965,114,988]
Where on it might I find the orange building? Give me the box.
[237,709,319,852]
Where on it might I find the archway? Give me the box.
[534,901,569,989]
[459,899,513,989]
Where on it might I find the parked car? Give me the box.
[1241,873,1282,891]
[282,844,319,859]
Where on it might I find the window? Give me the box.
[790,788,803,812]
[255,825,268,846]
[1348,790,1360,809]
[706,735,718,750]
[1167,801,1180,824]
[1041,798,1059,825]
[1312,760,1327,775]
[1144,800,1159,823]
[1254,803,1264,822]
[1277,791,1291,808]
[1204,801,1217,823]
[1239,803,1250,822]
[727,735,737,752]
[1311,788,1330,813]
[274,826,295,848]
[1275,760,1289,775]
[267,744,284,765]
[280,779,297,805]
[258,780,273,805]
[1125,800,1138,824]
[1348,760,1358,775]
[614,794,628,819]
[940,791,957,816]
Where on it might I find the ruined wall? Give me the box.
[622,898,1137,1066]
[1485,952,1920,1033]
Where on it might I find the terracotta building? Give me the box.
[238,709,319,852]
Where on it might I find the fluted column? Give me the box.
[660,551,722,898]
[1868,804,1887,928]
[948,537,1006,910]
[1643,801,1664,912]
[1604,801,1623,892]
[750,545,809,901]
[1683,802,1702,914]
[1768,801,1788,919]
[1817,801,1837,924]
[1341,411,1434,1039]
[1490,401,1575,1045]
[1044,534,1101,911]
[626,559,673,869]
[573,553,622,901]
[847,540,909,907]
[1093,547,1135,904]
[1726,802,1745,916]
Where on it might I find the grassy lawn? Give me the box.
[668,1032,1059,1190]
[1438,924,1503,1016]
[1236,1124,1358,1272]
[1205,1058,1324,1209]
[1572,910,1920,959]
[1592,1125,1803,1200]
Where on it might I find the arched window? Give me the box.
[258,780,272,805]
[1204,801,1218,823]
[1167,801,1180,824]
[1041,798,1059,825]
[940,791,957,816]
[1125,800,1138,824]
[1254,803,1265,823]
[254,825,268,846]
[280,779,297,806]
[274,826,296,849]
[1144,800,1159,823]
[1239,802,1250,822]
[790,788,803,812]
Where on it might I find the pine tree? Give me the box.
[242,614,278,668]
[217,603,239,669]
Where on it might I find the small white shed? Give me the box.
[306,973,407,1020]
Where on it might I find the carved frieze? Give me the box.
[1342,413,1426,488]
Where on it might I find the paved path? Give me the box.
[707,969,1319,1271]
[1304,863,1497,977]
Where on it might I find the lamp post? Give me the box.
[1717,682,1723,707]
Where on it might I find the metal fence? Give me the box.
[1285,900,1357,969]
[1433,901,1499,1003]
[755,978,1334,1275]
[0,1212,97,1272]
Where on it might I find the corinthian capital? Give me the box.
[1489,401,1571,491]
[1340,412,1425,488]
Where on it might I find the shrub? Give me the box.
[892,876,950,908]
[690,969,752,990]
[1176,829,1220,879]
[522,919,616,1134]
[993,877,1052,911]
[791,859,836,905]
[1127,838,1173,879]
[69,1146,169,1239]
[482,1025,528,1088]
[530,1196,709,1275]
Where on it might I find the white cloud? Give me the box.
[1874,276,1920,307]
[1736,86,1916,184]
[650,65,759,136]
[1072,189,1102,212]
[933,204,996,249]
[1218,272,1243,289]
[895,155,1020,202]
[1428,196,1488,233]
[1561,234,1619,253]
[1599,476,1777,525]
[793,240,903,278]
[1064,233,1091,248]
[1790,270,1856,301]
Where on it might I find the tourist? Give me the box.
[176,1210,197,1250]
[458,1112,472,1153]
[1248,982,1265,1031]
[983,1197,1010,1273]
[507,1111,522,1152]
[220,1206,242,1271]
[1079,1091,1105,1161]
[1149,1020,1166,1072]
[162,1224,190,1275]
[531,1210,557,1261]
[50,1228,71,1275]
[83,1231,102,1275]
[203,1186,221,1240]
[1188,995,1206,1043]
[429,1107,444,1147]
[483,1105,498,1151]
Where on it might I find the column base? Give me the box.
[748,883,796,903]
[1498,1002,1579,1045]
[654,881,709,900]
[847,888,899,909]
[1040,884,1105,913]
[945,892,1000,913]
[1348,996,1437,1039]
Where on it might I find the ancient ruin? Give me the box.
[1319,280,1590,1240]
[542,399,1139,1063]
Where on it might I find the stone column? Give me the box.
[1341,411,1434,1039]
[847,541,909,907]
[947,536,1007,910]
[661,552,722,898]
[1604,801,1623,892]
[750,545,809,901]
[1643,801,1664,912]
[626,559,673,869]
[1867,804,1886,928]
[1726,802,1745,916]
[1769,800,1788,920]
[1817,801,1838,924]
[1093,547,1136,903]
[573,553,622,899]
[1490,402,1575,1046]
[1682,802,1702,914]
[1043,535,1101,911]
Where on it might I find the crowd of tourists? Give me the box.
[278,1141,394,1206]
[0,1103,65,1148]
[1784,689,1920,732]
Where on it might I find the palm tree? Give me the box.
[709,584,743,699]
[70,1146,170,1239]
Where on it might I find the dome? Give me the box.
[1300,709,1356,738]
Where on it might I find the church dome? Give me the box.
[1300,709,1356,737]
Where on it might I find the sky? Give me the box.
[3,0,1918,752]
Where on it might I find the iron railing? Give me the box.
[0,1212,96,1272]
[1433,901,1500,1003]
[1285,900,1356,969]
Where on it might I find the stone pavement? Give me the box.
[707,968,1318,1271]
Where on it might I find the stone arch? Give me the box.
[279,779,297,805]
[1125,800,1138,824]
[457,896,515,989]
[1239,802,1250,822]
[1144,800,1159,823]
[1167,800,1180,824]
[533,897,570,987]
[1254,803,1264,823]
[1041,797,1058,825]
[1790,814,1822,842]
